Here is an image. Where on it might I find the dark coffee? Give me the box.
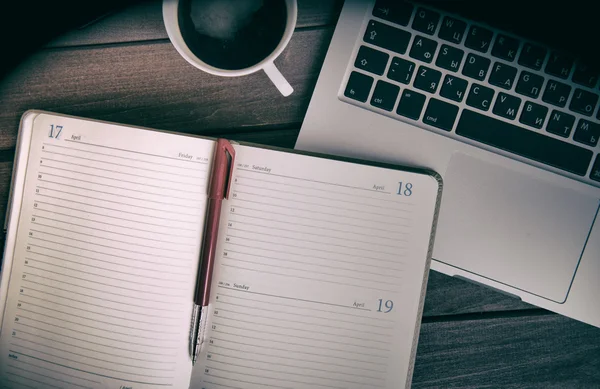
[178,0,287,70]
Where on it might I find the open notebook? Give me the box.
[0,111,442,389]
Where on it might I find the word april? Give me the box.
[373,184,385,191]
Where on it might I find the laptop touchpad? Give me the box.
[433,153,598,303]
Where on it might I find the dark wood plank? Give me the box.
[47,0,343,48]
[413,313,600,388]
[0,27,333,151]
[423,270,533,317]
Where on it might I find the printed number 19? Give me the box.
[377,299,393,313]
[397,182,412,196]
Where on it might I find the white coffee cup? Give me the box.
[163,0,296,96]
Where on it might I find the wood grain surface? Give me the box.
[0,0,598,387]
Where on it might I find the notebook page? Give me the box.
[0,114,213,389]
[192,145,440,389]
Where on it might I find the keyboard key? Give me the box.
[492,93,521,120]
[546,110,575,138]
[387,57,415,84]
[372,0,414,26]
[370,80,400,111]
[462,53,491,81]
[436,44,464,72]
[545,52,573,79]
[438,16,466,44]
[464,25,493,53]
[491,34,520,62]
[519,101,548,129]
[456,110,593,176]
[569,89,599,116]
[440,75,468,102]
[411,8,440,35]
[589,155,600,182]
[354,46,389,76]
[572,63,598,88]
[515,71,544,98]
[574,119,600,147]
[466,83,494,111]
[344,72,373,102]
[414,66,441,93]
[489,62,518,89]
[542,80,572,107]
[518,43,547,70]
[364,20,412,55]
[423,98,459,131]
[396,89,426,119]
[409,36,438,63]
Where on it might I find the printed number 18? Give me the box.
[397,182,412,196]
[377,299,393,313]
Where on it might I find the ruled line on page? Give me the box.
[223,249,402,278]
[32,204,199,232]
[228,226,406,251]
[202,380,243,389]
[36,181,204,209]
[223,257,400,287]
[41,157,205,186]
[5,370,63,389]
[235,175,410,204]
[205,365,343,389]
[10,343,175,377]
[225,242,403,272]
[6,363,92,389]
[35,197,199,224]
[236,168,391,194]
[22,275,186,305]
[204,373,291,389]
[28,247,190,276]
[23,269,186,298]
[208,344,386,375]
[213,307,393,334]
[231,199,411,227]
[24,261,188,290]
[30,233,193,262]
[42,149,205,178]
[15,322,178,350]
[216,286,375,313]
[211,322,391,351]
[229,206,409,234]
[18,299,179,327]
[234,189,411,218]
[33,211,197,239]
[38,174,200,202]
[17,313,179,340]
[9,349,175,386]
[229,215,409,240]
[206,355,386,384]
[12,333,177,368]
[62,139,208,165]
[37,187,203,216]
[234,182,413,210]
[226,235,405,263]
[209,338,387,367]
[20,289,181,318]
[11,358,101,384]
[213,314,391,341]
[39,166,205,195]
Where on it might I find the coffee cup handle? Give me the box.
[263,62,293,97]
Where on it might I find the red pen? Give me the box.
[190,139,235,365]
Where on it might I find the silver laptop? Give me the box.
[296,0,600,327]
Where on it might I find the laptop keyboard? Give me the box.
[341,0,600,183]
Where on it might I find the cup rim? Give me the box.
[162,0,297,77]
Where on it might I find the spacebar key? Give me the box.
[456,109,593,176]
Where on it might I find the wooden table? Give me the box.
[0,1,599,387]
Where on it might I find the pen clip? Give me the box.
[208,139,236,200]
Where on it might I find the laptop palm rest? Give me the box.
[433,153,599,303]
